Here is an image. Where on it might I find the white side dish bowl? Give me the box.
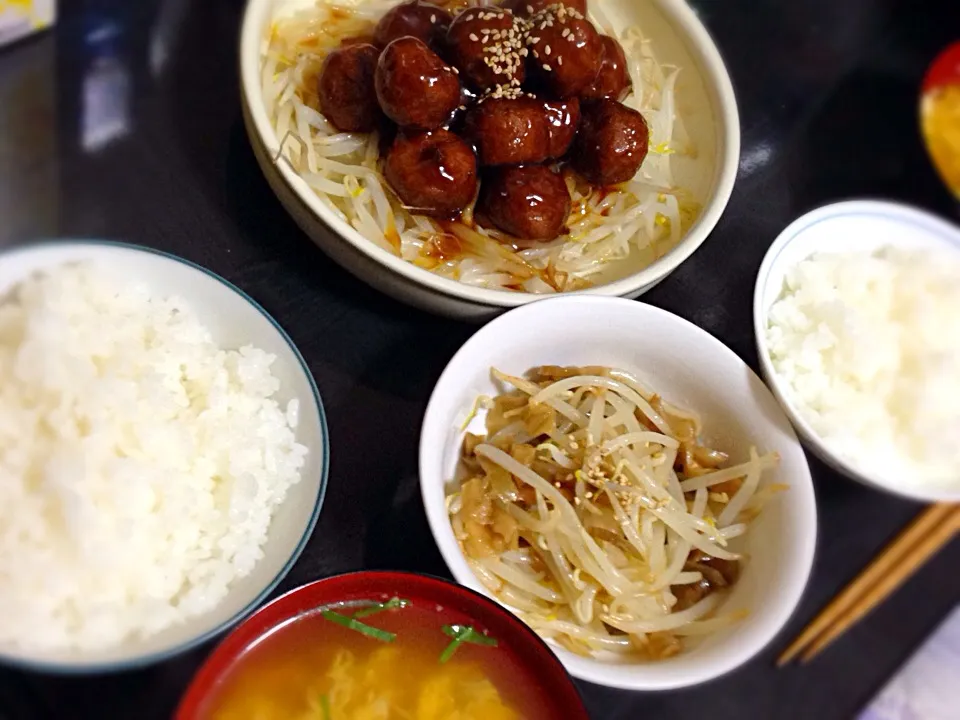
[419,296,817,690]
[239,0,740,319]
[754,200,960,503]
[0,241,329,672]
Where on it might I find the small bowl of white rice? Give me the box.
[754,200,960,502]
[0,241,329,672]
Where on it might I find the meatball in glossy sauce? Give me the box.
[446,7,527,90]
[384,129,478,218]
[581,35,631,101]
[317,43,382,132]
[526,4,603,98]
[542,97,580,158]
[373,0,451,49]
[375,37,461,130]
[571,98,649,185]
[464,90,550,166]
[479,165,571,240]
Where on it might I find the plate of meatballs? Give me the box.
[246,0,738,313]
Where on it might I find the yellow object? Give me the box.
[416,669,519,720]
[211,645,521,720]
[0,0,55,43]
[922,85,960,198]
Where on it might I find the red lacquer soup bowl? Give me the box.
[176,571,588,719]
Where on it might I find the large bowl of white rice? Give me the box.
[0,241,329,671]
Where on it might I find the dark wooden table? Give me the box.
[1,1,958,718]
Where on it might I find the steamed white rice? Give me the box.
[0,263,308,652]
[766,246,960,489]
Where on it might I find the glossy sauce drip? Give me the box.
[385,221,402,252]
[422,232,463,263]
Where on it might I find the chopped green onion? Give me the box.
[440,637,463,663]
[439,624,498,663]
[442,624,499,646]
[320,609,396,643]
[308,691,331,720]
[352,596,411,618]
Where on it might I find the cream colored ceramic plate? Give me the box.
[240,0,740,319]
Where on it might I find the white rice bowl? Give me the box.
[766,247,960,490]
[0,243,327,669]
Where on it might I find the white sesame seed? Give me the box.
[469,33,479,42]
[543,64,552,71]
[545,45,551,55]
[430,13,436,23]
[557,55,562,65]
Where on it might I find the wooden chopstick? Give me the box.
[778,503,959,666]
[797,507,960,662]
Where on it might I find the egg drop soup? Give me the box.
[200,597,563,719]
